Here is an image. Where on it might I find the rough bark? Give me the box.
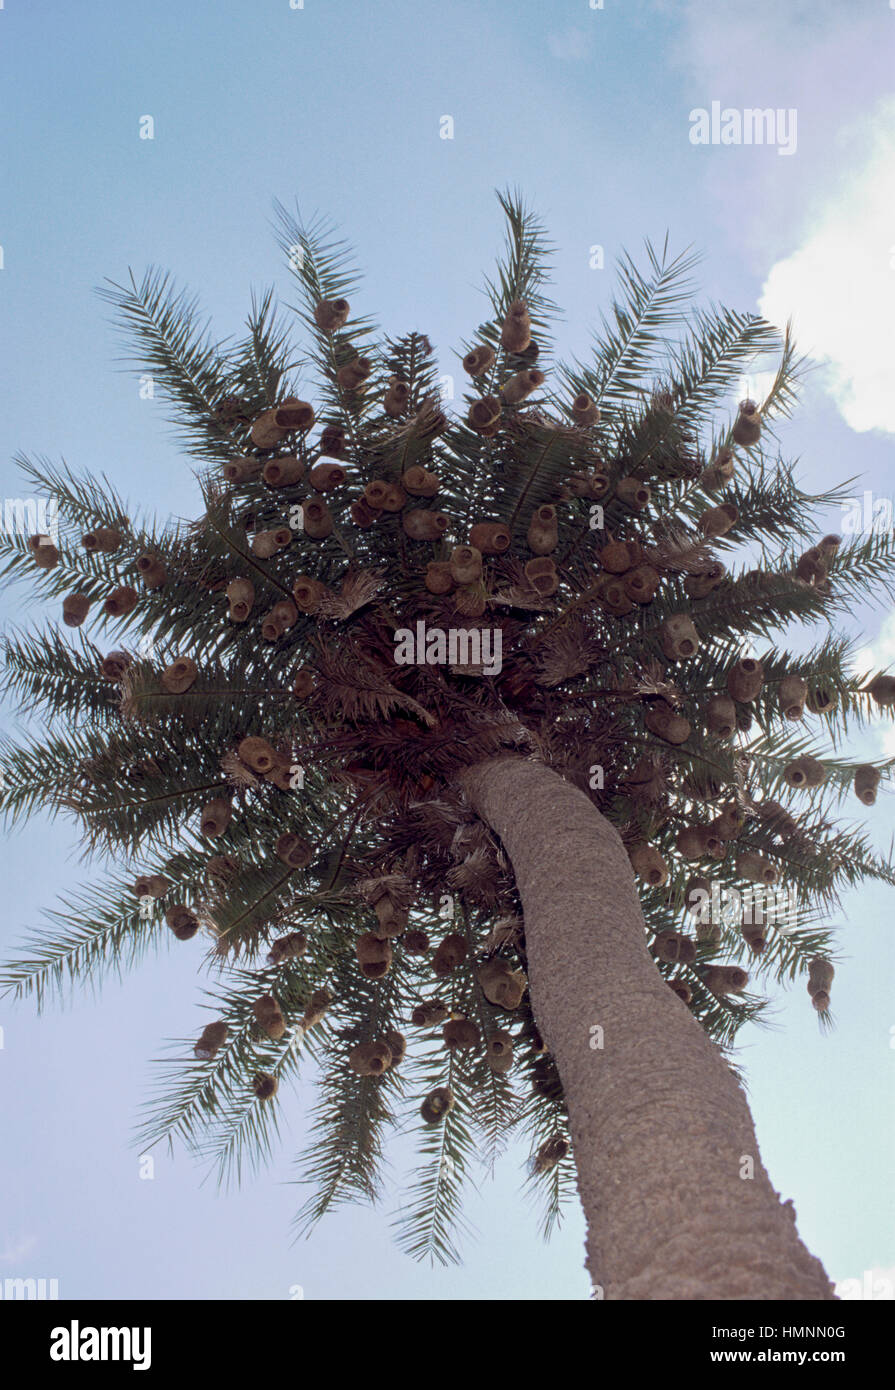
[459,755,835,1300]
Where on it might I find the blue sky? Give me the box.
[1,0,893,1299]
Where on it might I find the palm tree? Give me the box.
[3,191,894,1298]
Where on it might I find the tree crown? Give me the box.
[3,191,894,1262]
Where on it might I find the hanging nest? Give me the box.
[740,921,767,955]
[136,554,167,590]
[275,833,313,868]
[727,658,764,703]
[757,800,798,838]
[356,873,415,938]
[226,578,255,622]
[356,933,392,979]
[134,873,170,898]
[806,684,837,714]
[684,874,711,917]
[291,667,315,700]
[469,521,512,555]
[661,615,700,661]
[736,851,778,885]
[252,527,292,558]
[299,987,333,1032]
[732,399,762,446]
[684,560,726,599]
[477,957,526,1009]
[449,545,483,585]
[463,344,496,376]
[261,600,299,641]
[806,956,834,1005]
[101,650,132,682]
[486,1029,514,1073]
[652,930,697,965]
[82,526,123,553]
[420,1085,455,1125]
[410,1000,450,1028]
[700,448,735,491]
[644,702,691,745]
[711,803,745,840]
[30,536,59,569]
[403,509,449,542]
[348,1039,394,1076]
[194,1020,229,1059]
[705,694,737,738]
[309,461,347,492]
[336,357,372,392]
[161,657,198,695]
[668,978,693,1005]
[62,593,91,627]
[534,1134,570,1173]
[676,825,711,861]
[384,1029,406,1065]
[703,965,749,995]
[200,798,232,838]
[570,392,599,426]
[442,1017,480,1051]
[267,931,308,966]
[500,299,531,353]
[262,454,305,488]
[628,842,668,886]
[783,756,825,789]
[223,456,261,484]
[165,905,200,941]
[253,993,287,1040]
[527,505,558,555]
[314,297,350,332]
[617,477,651,511]
[252,1072,279,1101]
[432,932,467,976]
[251,408,288,449]
[402,465,440,497]
[104,586,139,618]
[275,398,315,430]
[207,854,239,882]
[867,674,895,708]
[779,674,808,720]
[854,765,880,805]
[302,498,333,540]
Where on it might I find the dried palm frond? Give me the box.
[316,568,385,621]
[481,913,525,953]
[314,643,438,727]
[221,749,260,788]
[533,618,605,687]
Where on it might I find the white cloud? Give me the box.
[834,1265,895,1299]
[757,98,895,435]
[0,1234,37,1264]
[852,609,895,758]
[852,609,895,677]
[547,27,592,62]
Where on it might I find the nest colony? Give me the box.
[34,292,885,1135]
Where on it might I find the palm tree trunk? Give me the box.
[458,754,835,1300]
